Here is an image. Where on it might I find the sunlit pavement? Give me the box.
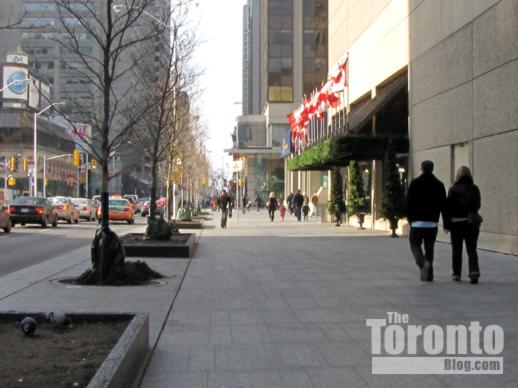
[1,209,517,387]
[141,209,518,388]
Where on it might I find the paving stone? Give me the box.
[208,371,283,388]
[142,371,208,388]
[307,367,368,388]
[276,343,328,368]
[214,344,279,371]
[279,370,315,388]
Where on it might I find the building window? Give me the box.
[267,0,293,103]
[303,0,327,95]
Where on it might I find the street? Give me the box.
[0,216,147,277]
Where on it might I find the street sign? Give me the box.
[231,160,243,172]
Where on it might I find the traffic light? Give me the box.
[91,159,97,172]
[9,156,17,172]
[73,149,80,167]
[23,158,28,172]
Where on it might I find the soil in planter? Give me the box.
[0,316,129,388]
[74,260,165,286]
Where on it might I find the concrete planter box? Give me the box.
[120,233,196,258]
[172,220,203,229]
[191,215,211,221]
[0,312,149,388]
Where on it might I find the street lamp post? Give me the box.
[33,102,65,196]
[43,153,71,198]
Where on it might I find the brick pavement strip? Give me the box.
[1,210,518,387]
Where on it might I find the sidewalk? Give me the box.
[0,212,517,387]
[141,210,518,388]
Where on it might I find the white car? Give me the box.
[71,198,96,221]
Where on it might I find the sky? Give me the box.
[189,0,245,177]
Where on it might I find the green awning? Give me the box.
[287,134,409,171]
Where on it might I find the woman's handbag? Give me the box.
[467,212,483,226]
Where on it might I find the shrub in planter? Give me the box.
[327,167,346,226]
[177,207,191,221]
[381,142,406,237]
[146,217,173,240]
[347,160,367,229]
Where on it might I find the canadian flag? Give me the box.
[330,58,348,94]
[287,57,349,145]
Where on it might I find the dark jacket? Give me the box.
[444,178,481,229]
[218,195,231,210]
[407,172,447,224]
[293,193,304,207]
[267,197,277,210]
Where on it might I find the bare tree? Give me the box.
[0,1,25,29]
[131,4,197,224]
[129,3,203,233]
[49,0,172,282]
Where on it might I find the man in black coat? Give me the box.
[406,160,447,281]
[292,189,304,222]
[218,190,231,228]
[286,192,294,214]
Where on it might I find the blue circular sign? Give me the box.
[7,71,28,94]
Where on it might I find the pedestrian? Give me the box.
[406,160,447,282]
[254,194,261,212]
[310,191,319,217]
[211,195,218,211]
[218,189,231,228]
[302,203,310,220]
[444,166,482,284]
[279,202,286,222]
[242,194,248,214]
[228,193,234,218]
[292,189,304,222]
[287,191,294,215]
[267,191,278,222]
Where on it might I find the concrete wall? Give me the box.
[409,0,518,254]
[329,0,408,103]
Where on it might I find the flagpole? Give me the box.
[346,52,350,133]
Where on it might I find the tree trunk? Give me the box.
[389,218,399,237]
[150,158,158,219]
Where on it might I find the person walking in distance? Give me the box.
[444,166,482,284]
[279,201,287,222]
[267,192,278,222]
[254,194,261,212]
[310,191,319,217]
[218,189,231,228]
[287,191,294,215]
[292,189,304,222]
[242,194,248,214]
[407,160,447,282]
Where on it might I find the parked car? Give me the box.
[92,195,101,204]
[92,200,101,220]
[96,198,135,224]
[71,198,96,221]
[50,197,80,224]
[140,198,165,217]
[123,194,140,213]
[0,204,12,233]
[140,200,150,217]
[9,196,58,228]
